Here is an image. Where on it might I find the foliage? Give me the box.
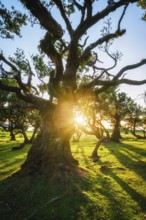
[0,89,40,143]
[137,0,146,20]
[0,1,27,39]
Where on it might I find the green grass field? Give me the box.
[0,131,146,220]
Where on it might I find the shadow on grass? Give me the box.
[1,139,146,220]
[98,166,146,212]
[0,170,94,220]
[71,141,146,219]
[0,142,29,182]
[109,170,146,211]
[103,141,146,181]
[0,141,91,220]
[94,140,146,214]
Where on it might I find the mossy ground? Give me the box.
[0,131,146,220]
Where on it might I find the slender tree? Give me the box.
[0,0,146,176]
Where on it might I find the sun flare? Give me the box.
[75,115,85,125]
[101,120,111,129]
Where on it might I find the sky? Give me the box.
[0,0,146,106]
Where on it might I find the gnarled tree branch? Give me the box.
[40,32,64,85]
[20,0,63,38]
[113,59,146,81]
[80,29,125,63]
[74,0,137,41]
[0,54,29,93]
[0,80,53,109]
[52,0,73,37]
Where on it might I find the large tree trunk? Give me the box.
[111,114,122,142]
[20,102,78,176]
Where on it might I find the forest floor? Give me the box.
[0,131,146,220]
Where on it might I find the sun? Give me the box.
[75,115,85,125]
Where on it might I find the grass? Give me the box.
[0,131,146,220]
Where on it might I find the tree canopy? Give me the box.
[0,0,146,107]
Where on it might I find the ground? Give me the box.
[0,131,146,220]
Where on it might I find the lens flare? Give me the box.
[75,115,85,125]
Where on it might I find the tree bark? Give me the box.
[20,102,78,176]
[91,137,107,162]
[111,114,122,142]
[10,129,16,141]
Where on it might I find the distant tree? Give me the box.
[109,91,134,142]
[0,0,146,176]
[79,88,140,161]
[93,87,134,142]
[76,97,110,161]
[78,97,110,139]
[0,89,40,147]
[72,129,82,142]
[140,112,146,137]
[125,102,146,138]
[77,88,146,161]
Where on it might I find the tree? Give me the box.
[75,96,110,161]
[124,101,146,138]
[0,87,20,141]
[78,88,133,161]
[140,111,146,137]
[0,89,40,146]
[107,91,134,142]
[89,87,134,142]
[0,0,146,176]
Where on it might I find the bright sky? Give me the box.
[0,0,146,106]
